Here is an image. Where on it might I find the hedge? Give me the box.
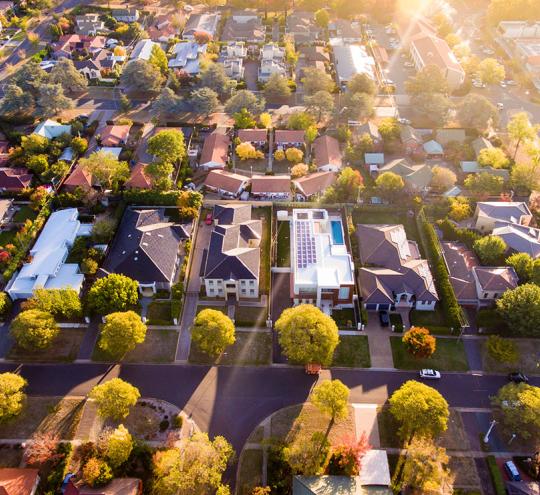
[123,190,182,206]
[437,218,481,249]
[486,455,506,495]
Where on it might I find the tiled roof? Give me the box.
[100,125,131,147]
[293,171,335,197]
[0,468,39,495]
[313,135,342,169]
[251,175,291,193]
[473,266,518,291]
[237,129,268,143]
[200,133,230,167]
[204,169,250,195]
[124,163,152,189]
[0,167,32,190]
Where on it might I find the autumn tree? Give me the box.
[0,372,27,422]
[24,432,60,465]
[402,327,436,358]
[430,166,456,191]
[314,8,329,27]
[236,142,264,160]
[177,190,203,219]
[89,378,140,420]
[323,166,363,203]
[87,274,139,315]
[98,311,147,360]
[83,457,113,487]
[10,309,59,350]
[283,431,330,475]
[326,433,371,476]
[192,309,236,357]
[507,112,538,160]
[511,162,540,193]
[259,112,272,129]
[285,147,303,164]
[98,424,133,468]
[448,197,472,221]
[290,163,308,178]
[79,150,129,190]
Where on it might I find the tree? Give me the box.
[10,309,59,350]
[149,44,169,75]
[448,197,471,221]
[511,162,540,193]
[24,432,60,465]
[457,94,498,130]
[507,112,538,160]
[283,431,329,475]
[148,128,186,163]
[304,90,334,122]
[285,147,303,164]
[378,118,400,141]
[411,93,451,127]
[152,87,184,116]
[0,84,35,117]
[236,142,264,160]
[71,136,88,155]
[340,92,374,122]
[79,150,129,190]
[506,252,533,282]
[0,292,11,318]
[347,73,377,96]
[200,63,234,97]
[405,64,449,95]
[89,378,140,420]
[0,372,27,422]
[233,108,257,129]
[290,163,308,178]
[177,190,203,220]
[225,90,264,115]
[191,309,235,357]
[327,433,371,476]
[430,166,456,191]
[486,335,518,365]
[432,12,453,37]
[275,304,339,365]
[284,38,298,67]
[259,112,272,129]
[189,87,220,117]
[92,218,116,243]
[473,235,507,265]
[323,166,363,202]
[492,382,540,440]
[23,288,82,319]
[83,457,113,487]
[121,59,165,93]
[375,172,404,199]
[478,147,509,169]
[49,58,88,93]
[497,284,540,337]
[478,58,505,85]
[301,67,335,95]
[464,172,504,197]
[264,73,291,102]
[389,380,449,439]
[36,83,73,117]
[26,154,49,175]
[274,149,285,161]
[194,31,212,44]
[402,327,436,358]
[87,274,139,315]
[98,311,147,360]
[314,8,329,27]
[12,59,47,94]
[310,379,350,423]
[100,424,133,468]
[152,432,234,495]
[288,111,315,130]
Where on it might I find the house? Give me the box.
[199,132,230,169]
[471,136,493,158]
[147,15,179,43]
[492,222,540,258]
[129,39,159,61]
[357,223,438,311]
[259,43,287,82]
[293,171,335,200]
[97,146,122,159]
[275,130,305,150]
[313,135,342,172]
[75,50,117,81]
[423,139,444,157]
[332,43,376,88]
[460,161,509,180]
[378,158,433,192]
[183,13,220,40]
[100,208,192,294]
[286,11,321,44]
[204,169,250,197]
[0,168,32,191]
[221,41,247,58]
[100,124,131,147]
[400,125,423,155]
[329,19,362,43]
[237,129,268,149]
[63,166,97,192]
[288,208,355,313]
[64,476,142,495]
[498,21,540,40]
[0,140,10,165]
[473,201,533,233]
[111,8,140,23]
[75,13,105,36]
[0,468,40,495]
[6,209,91,300]
[168,41,206,73]
[354,121,382,148]
[53,34,106,58]
[219,42,247,79]
[0,199,14,226]
[0,1,13,14]
[371,44,389,67]
[365,153,385,172]
[251,175,291,200]
[299,46,330,63]
[33,119,72,140]
[473,266,519,302]
[409,34,465,90]
[222,57,245,79]
[221,12,265,43]
[435,128,467,145]
[202,204,261,300]
[124,163,152,190]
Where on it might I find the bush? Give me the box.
[486,335,518,364]
[173,414,183,429]
[486,455,506,495]
[0,292,12,318]
[437,218,481,249]
[159,419,170,431]
[82,457,113,487]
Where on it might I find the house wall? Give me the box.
[205,278,259,299]
[416,300,436,310]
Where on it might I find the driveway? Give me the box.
[271,272,292,364]
[364,312,395,369]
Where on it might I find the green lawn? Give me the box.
[390,336,469,371]
[253,207,271,294]
[332,308,356,328]
[146,301,173,325]
[276,221,290,267]
[0,229,16,247]
[235,159,267,173]
[12,206,37,223]
[235,305,267,327]
[7,329,85,363]
[482,338,540,374]
[189,331,272,365]
[410,307,453,335]
[332,335,371,367]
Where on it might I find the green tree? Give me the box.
[49,58,88,93]
[36,83,73,117]
[100,424,133,468]
[23,288,82,319]
[79,150,129,190]
[191,309,235,357]
[21,133,48,154]
[310,379,350,423]
[304,90,334,122]
[149,44,169,76]
[89,378,140,420]
[378,118,400,141]
[506,252,533,282]
[146,159,174,190]
[507,112,538,160]
[430,166,456,192]
[0,372,27,422]
[98,311,147,360]
[301,67,335,95]
[314,8,329,27]
[147,128,186,163]
[121,59,165,93]
[464,172,504,197]
[10,309,59,350]
[0,84,35,117]
[26,154,49,175]
[496,283,540,337]
[478,58,505,85]
[0,292,11,318]
[402,327,436,359]
[347,73,377,96]
[152,432,234,495]
[152,87,184,116]
[492,382,540,440]
[189,87,220,117]
[473,235,507,265]
[323,166,363,202]
[264,73,291,102]
[411,93,451,127]
[478,147,509,169]
[71,136,88,155]
[457,94,498,130]
[341,92,374,122]
[283,431,330,475]
[389,380,449,440]
[225,90,264,115]
[288,111,315,130]
[486,335,518,366]
[12,59,47,94]
[510,162,540,193]
[87,274,139,315]
[233,108,257,129]
[405,64,449,95]
[375,171,405,199]
[532,259,540,285]
[275,304,339,366]
[83,457,113,487]
[199,62,234,97]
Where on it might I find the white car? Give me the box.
[506,79,517,86]
[497,102,504,110]
[419,369,441,379]
[398,117,411,125]
[500,81,507,88]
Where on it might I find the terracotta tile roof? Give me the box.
[63,165,95,190]
[313,135,342,169]
[0,468,39,495]
[64,477,141,495]
[275,130,305,145]
[200,133,230,167]
[237,129,268,143]
[124,163,152,189]
[251,174,291,193]
[100,125,131,147]
[0,168,32,190]
[204,169,250,194]
[293,171,335,197]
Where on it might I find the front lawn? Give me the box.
[332,308,356,328]
[390,336,469,371]
[7,328,85,363]
[332,335,371,368]
[146,301,173,325]
[189,331,272,365]
[235,305,267,327]
[276,221,290,267]
[410,307,453,335]
[12,205,37,223]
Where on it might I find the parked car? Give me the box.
[398,117,411,125]
[419,369,441,380]
[378,310,389,327]
[504,461,522,482]
[404,62,414,68]
[508,372,529,383]
[506,79,517,86]
[500,81,507,88]
[497,102,504,110]
[205,213,213,225]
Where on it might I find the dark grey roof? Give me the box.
[213,203,253,225]
[101,208,191,284]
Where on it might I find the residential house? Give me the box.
[293,171,335,200]
[64,477,142,495]
[286,11,321,44]
[6,209,91,300]
[473,201,533,233]
[459,161,509,180]
[400,125,423,155]
[219,42,247,80]
[63,166,97,192]
[222,58,245,79]
[0,168,32,192]
[473,266,519,302]
[378,158,433,192]
[357,223,438,311]
[130,39,160,61]
[75,14,105,36]
[100,208,192,295]
[274,130,305,150]
[124,163,152,190]
[33,119,72,140]
[202,204,261,300]
[100,124,131,147]
[204,169,250,198]
[498,21,540,40]
[0,140,10,165]
[183,13,220,40]
[0,198,14,226]
[251,175,291,200]
[75,50,117,81]
[0,1,13,14]
[435,128,467,146]
[199,132,230,169]
[395,14,437,47]
[111,8,140,23]
[332,43,376,88]
[492,222,540,258]
[53,34,106,58]
[354,121,382,149]
[237,129,268,150]
[513,40,540,91]
[222,41,247,58]
[313,135,342,172]
[0,468,40,495]
[97,146,122,159]
[299,46,330,64]
[365,152,385,172]
[168,41,207,73]
[471,136,493,158]
[423,139,444,157]
[329,19,362,43]
[288,208,355,313]
[147,14,179,43]
[221,11,265,43]
[259,43,287,82]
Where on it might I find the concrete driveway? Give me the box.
[364,312,395,369]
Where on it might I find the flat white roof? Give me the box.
[332,43,375,83]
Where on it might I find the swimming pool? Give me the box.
[330,220,344,245]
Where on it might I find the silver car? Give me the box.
[419,369,441,379]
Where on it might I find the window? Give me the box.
[241,289,246,294]
[226,283,236,289]
[249,280,255,286]
[250,289,255,295]
[493,293,498,298]
[208,280,214,285]
[483,293,488,299]
[338,287,350,300]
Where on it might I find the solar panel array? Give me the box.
[296,220,317,269]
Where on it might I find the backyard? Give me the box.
[253,206,271,294]
[12,205,37,223]
[276,220,290,267]
[351,207,421,244]
[234,158,267,174]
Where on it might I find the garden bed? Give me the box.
[332,308,356,329]
[332,335,370,367]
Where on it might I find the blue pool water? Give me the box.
[331,220,344,245]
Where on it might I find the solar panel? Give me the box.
[295,220,317,269]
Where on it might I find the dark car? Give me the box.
[508,372,529,383]
[379,311,389,327]
[504,460,522,482]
